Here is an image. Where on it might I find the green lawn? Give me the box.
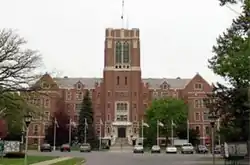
[51,158,84,165]
[0,155,58,165]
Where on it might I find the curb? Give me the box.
[74,159,86,165]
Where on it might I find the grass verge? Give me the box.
[0,155,58,165]
[51,158,84,165]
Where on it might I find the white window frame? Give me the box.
[115,101,129,122]
[194,112,200,121]
[194,83,203,90]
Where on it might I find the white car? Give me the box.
[151,145,161,153]
[133,145,144,153]
[181,143,194,154]
[166,146,177,154]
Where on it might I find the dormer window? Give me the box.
[161,82,169,90]
[41,82,50,89]
[76,83,82,90]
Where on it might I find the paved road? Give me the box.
[28,150,224,165]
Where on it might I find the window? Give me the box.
[133,103,136,109]
[76,91,83,100]
[163,84,167,89]
[116,115,128,121]
[75,104,82,112]
[115,41,122,63]
[195,112,200,121]
[44,99,50,108]
[41,82,50,89]
[153,92,158,98]
[134,115,137,121]
[107,114,110,121]
[66,91,72,100]
[194,99,204,108]
[117,76,120,85]
[32,114,41,120]
[97,92,100,97]
[125,77,127,85]
[74,115,78,121]
[205,126,210,135]
[133,128,137,134]
[44,111,50,120]
[195,126,200,134]
[116,102,128,112]
[144,103,147,109]
[123,41,130,63]
[107,127,110,134]
[107,91,111,96]
[76,83,82,90]
[161,92,168,97]
[203,111,209,121]
[44,123,49,134]
[194,83,203,90]
[33,124,39,135]
[134,92,137,96]
[107,103,110,109]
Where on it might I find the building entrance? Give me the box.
[117,127,126,138]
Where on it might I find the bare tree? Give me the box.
[0,29,42,93]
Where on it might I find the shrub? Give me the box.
[4,152,25,158]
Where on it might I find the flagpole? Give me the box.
[157,120,159,146]
[84,118,87,143]
[187,119,190,143]
[99,119,102,150]
[141,119,144,146]
[171,119,174,146]
[69,118,72,146]
[53,118,56,151]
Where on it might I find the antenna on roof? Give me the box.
[121,0,125,28]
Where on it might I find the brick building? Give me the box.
[27,28,212,146]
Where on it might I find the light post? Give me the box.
[209,112,218,165]
[24,114,32,165]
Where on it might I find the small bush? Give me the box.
[4,152,25,158]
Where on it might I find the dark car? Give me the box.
[196,145,209,154]
[40,143,52,152]
[60,144,71,152]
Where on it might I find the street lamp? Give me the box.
[208,112,218,165]
[24,114,32,165]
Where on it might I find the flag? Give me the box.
[54,118,59,128]
[142,120,149,127]
[100,118,103,125]
[157,121,164,127]
[171,120,176,127]
[84,118,88,128]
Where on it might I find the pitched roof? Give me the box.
[52,77,191,89]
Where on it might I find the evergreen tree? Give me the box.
[78,90,97,148]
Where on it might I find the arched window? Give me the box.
[123,42,130,63]
[115,42,122,63]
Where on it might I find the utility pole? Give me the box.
[84,118,87,143]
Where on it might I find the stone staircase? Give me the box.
[110,138,133,152]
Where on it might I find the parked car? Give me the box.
[40,143,52,152]
[151,145,161,153]
[60,144,71,152]
[133,145,144,153]
[196,145,209,154]
[181,143,194,154]
[166,145,177,154]
[214,145,221,154]
[80,143,91,152]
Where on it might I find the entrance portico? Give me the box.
[112,121,132,141]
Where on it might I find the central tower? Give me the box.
[102,28,142,145]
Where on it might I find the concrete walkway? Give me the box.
[31,157,73,165]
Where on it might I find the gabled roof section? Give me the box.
[142,78,191,89]
[184,72,211,89]
[54,77,102,89]
[32,73,59,90]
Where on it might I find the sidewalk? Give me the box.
[31,157,73,165]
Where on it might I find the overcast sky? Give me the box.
[0,0,240,83]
